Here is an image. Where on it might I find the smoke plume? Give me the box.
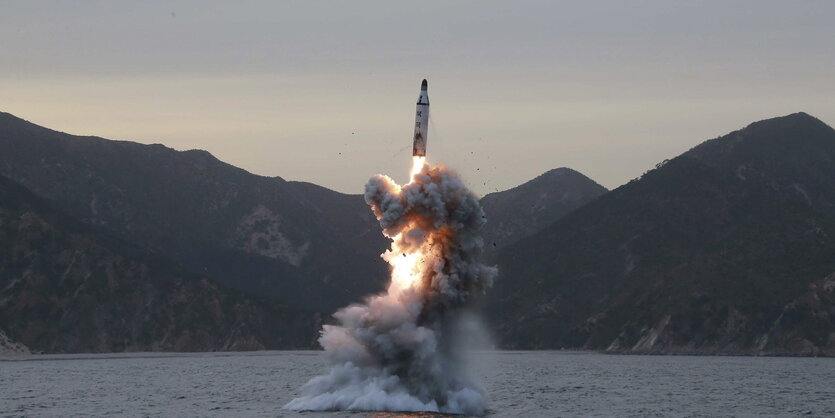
[284,158,496,415]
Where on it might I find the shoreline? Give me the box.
[3,348,832,361]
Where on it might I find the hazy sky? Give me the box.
[2,1,834,195]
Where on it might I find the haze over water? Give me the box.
[2,351,833,417]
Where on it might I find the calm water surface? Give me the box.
[1,351,834,417]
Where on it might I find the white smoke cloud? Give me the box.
[284,160,497,415]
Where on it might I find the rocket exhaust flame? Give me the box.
[410,156,426,181]
[284,154,496,415]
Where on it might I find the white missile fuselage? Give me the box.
[413,79,430,157]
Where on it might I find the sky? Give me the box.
[2,1,834,195]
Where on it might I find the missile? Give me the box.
[412,79,429,157]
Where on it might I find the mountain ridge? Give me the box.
[6,110,832,356]
[490,112,835,355]
[0,112,389,311]
[480,167,607,256]
[0,111,604,312]
[0,172,321,353]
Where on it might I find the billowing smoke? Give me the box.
[284,158,497,415]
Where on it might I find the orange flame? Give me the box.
[410,156,426,180]
[384,156,428,295]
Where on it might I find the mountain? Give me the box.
[0,112,389,312]
[0,112,604,313]
[0,174,320,353]
[0,111,609,353]
[0,329,29,355]
[490,112,835,355]
[5,110,832,356]
[480,168,607,257]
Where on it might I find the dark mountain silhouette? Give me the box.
[10,110,832,356]
[0,112,603,313]
[480,167,607,257]
[0,173,320,353]
[0,112,389,312]
[0,111,610,353]
[491,113,835,356]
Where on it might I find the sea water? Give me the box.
[2,351,833,417]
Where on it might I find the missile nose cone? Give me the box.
[421,79,427,91]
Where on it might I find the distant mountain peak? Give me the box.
[181,148,220,161]
[484,167,604,201]
[746,111,820,127]
[480,167,607,255]
[539,167,582,178]
[731,112,830,140]
[679,112,834,169]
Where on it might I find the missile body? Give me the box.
[412,79,429,157]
